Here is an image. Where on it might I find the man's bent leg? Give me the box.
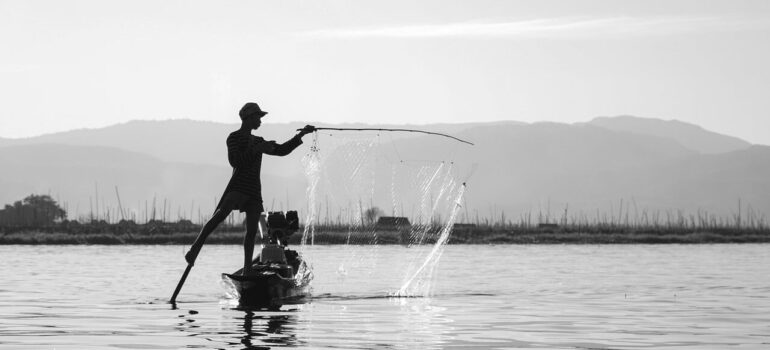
[185,208,231,264]
[243,210,261,274]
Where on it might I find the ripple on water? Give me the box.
[1,244,770,349]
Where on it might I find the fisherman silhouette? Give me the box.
[185,102,315,274]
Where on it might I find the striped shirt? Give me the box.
[218,129,303,208]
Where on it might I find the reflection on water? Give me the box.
[172,297,453,349]
[174,307,303,349]
[242,312,299,349]
[1,244,770,349]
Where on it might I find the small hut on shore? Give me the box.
[376,216,411,230]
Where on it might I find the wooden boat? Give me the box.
[220,211,312,309]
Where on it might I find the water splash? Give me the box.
[299,132,468,298]
[393,182,465,297]
[300,133,322,247]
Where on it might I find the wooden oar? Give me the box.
[170,263,194,305]
[170,242,204,305]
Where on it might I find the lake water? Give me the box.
[1,244,769,349]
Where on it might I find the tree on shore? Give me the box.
[364,206,384,226]
[0,194,67,226]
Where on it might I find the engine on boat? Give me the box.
[265,210,298,246]
[260,210,301,275]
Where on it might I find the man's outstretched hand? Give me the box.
[298,125,316,136]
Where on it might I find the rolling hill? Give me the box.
[1,117,766,221]
[0,144,305,221]
[588,115,751,154]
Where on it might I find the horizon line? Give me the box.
[0,118,542,140]
[1,115,748,143]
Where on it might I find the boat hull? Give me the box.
[220,249,312,309]
[221,271,309,308]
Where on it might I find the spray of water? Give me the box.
[299,132,467,297]
[301,133,322,247]
[393,183,465,297]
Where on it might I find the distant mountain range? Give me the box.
[587,115,751,154]
[1,116,767,221]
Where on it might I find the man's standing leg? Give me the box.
[243,209,261,274]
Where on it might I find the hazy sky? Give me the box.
[2,0,769,144]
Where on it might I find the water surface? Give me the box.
[1,244,769,349]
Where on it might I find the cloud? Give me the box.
[299,16,768,39]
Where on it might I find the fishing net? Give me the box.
[298,131,467,297]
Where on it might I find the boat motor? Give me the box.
[266,210,299,246]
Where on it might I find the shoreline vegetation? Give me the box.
[2,194,769,245]
[1,221,769,245]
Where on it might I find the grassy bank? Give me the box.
[2,226,769,244]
